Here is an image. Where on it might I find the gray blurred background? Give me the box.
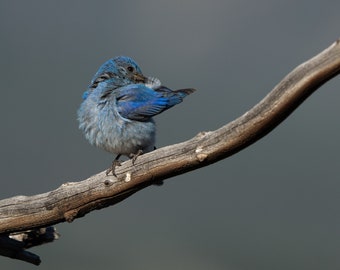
[1,1,339,269]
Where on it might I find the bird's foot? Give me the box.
[106,159,122,176]
[129,149,143,165]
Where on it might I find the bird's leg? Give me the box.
[129,149,143,165]
[127,149,163,186]
[106,154,122,176]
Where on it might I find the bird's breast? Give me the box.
[78,97,156,156]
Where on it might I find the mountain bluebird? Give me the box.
[78,56,195,175]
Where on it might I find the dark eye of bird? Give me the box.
[127,66,134,72]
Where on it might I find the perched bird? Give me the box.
[78,56,195,175]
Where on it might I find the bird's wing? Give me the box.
[115,84,195,121]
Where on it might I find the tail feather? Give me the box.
[174,88,196,97]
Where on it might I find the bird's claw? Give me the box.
[129,149,143,165]
[106,159,122,176]
[105,149,143,176]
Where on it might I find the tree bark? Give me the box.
[1,39,340,265]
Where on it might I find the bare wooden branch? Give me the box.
[0,235,41,265]
[0,227,59,265]
[9,227,59,248]
[1,39,340,264]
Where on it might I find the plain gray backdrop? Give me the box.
[1,1,340,269]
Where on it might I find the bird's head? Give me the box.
[82,56,148,100]
[89,56,147,89]
[114,56,146,83]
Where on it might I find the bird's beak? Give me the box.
[133,73,147,83]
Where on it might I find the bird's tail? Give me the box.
[153,86,196,108]
[173,88,196,98]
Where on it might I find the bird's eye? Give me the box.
[127,66,134,72]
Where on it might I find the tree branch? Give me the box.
[1,39,340,264]
[0,227,59,265]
